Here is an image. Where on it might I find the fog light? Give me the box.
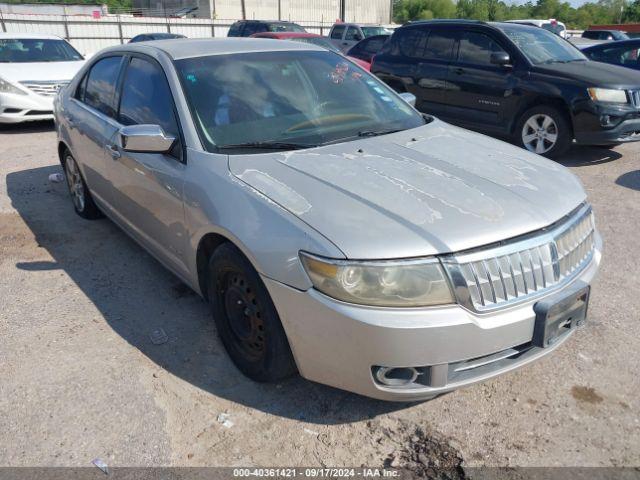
[373,366,420,387]
[600,115,610,126]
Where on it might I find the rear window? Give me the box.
[227,22,243,37]
[331,25,346,39]
[268,22,305,33]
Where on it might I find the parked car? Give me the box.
[227,20,305,37]
[0,33,84,124]
[583,39,640,71]
[506,19,567,38]
[347,34,390,63]
[55,38,601,401]
[250,31,372,70]
[329,23,392,52]
[129,33,186,43]
[372,20,640,157]
[582,29,629,41]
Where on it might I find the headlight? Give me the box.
[299,252,454,307]
[587,88,628,104]
[0,77,27,96]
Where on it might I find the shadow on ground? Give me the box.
[0,120,55,136]
[557,145,622,167]
[615,170,640,191]
[6,164,413,425]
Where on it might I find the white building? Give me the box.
[131,0,391,23]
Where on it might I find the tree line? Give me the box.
[393,0,640,29]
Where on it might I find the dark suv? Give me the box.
[227,20,305,37]
[582,29,629,41]
[372,20,640,157]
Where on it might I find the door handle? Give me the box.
[105,143,121,159]
[453,67,465,75]
[67,116,76,128]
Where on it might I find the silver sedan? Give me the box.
[54,39,601,401]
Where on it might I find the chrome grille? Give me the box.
[443,205,596,311]
[19,80,69,97]
[630,89,640,108]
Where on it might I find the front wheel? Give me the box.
[515,106,572,158]
[206,243,297,382]
[63,151,102,219]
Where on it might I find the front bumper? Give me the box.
[573,100,640,145]
[265,237,601,401]
[0,92,54,124]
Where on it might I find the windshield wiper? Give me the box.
[216,141,318,151]
[357,128,404,138]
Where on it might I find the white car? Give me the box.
[505,19,568,39]
[0,33,85,123]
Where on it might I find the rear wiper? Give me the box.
[357,128,404,137]
[216,141,318,151]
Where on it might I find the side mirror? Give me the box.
[490,52,511,66]
[119,124,175,153]
[398,92,416,107]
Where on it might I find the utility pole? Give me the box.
[339,0,345,21]
[240,0,246,19]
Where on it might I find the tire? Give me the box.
[206,243,297,382]
[62,150,103,219]
[515,105,572,159]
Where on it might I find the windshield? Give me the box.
[0,38,83,63]
[288,36,341,53]
[269,23,305,33]
[361,26,390,38]
[541,23,565,36]
[612,31,630,40]
[497,25,586,64]
[176,50,424,152]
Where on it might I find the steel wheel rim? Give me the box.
[64,155,85,212]
[221,272,265,360]
[521,114,559,154]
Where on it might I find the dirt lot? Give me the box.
[1,122,639,471]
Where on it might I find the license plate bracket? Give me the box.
[533,284,590,348]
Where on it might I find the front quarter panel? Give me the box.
[183,148,344,294]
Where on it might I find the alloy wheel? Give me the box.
[521,114,559,154]
[64,155,85,212]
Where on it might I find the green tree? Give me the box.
[623,0,640,21]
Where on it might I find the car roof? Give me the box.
[252,32,321,39]
[234,19,299,24]
[583,38,640,50]
[0,32,64,40]
[99,37,325,60]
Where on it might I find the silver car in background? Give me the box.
[54,39,601,401]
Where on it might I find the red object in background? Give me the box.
[250,32,372,71]
[92,10,101,18]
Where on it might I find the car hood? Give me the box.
[0,61,85,83]
[532,60,640,88]
[229,120,586,260]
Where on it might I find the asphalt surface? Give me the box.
[1,121,639,470]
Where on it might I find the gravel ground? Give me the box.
[1,122,639,471]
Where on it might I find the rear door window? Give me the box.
[390,28,429,58]
[83,56,123,118]
[458,31,507,65]
[423,30,457,61]
[331,25,346,40]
